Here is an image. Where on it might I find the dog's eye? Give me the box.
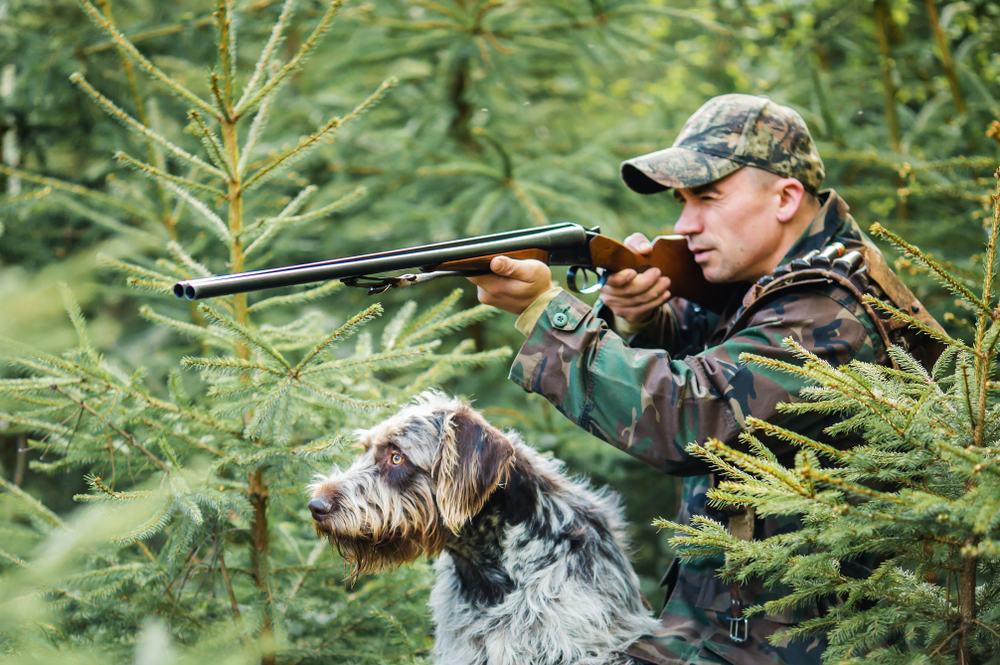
[390,453,403,465]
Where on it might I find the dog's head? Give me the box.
[308,391,516,576]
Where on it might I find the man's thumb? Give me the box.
[491,255,517,277]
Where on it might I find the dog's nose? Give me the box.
[308,497,333,520]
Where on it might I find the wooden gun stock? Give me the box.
[434,235,732,312]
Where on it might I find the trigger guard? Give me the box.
[566,266,608,294]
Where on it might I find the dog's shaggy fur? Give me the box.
[308,391,659,665]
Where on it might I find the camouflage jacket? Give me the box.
[509,191,900,665]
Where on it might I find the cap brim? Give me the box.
[620,147,742,194]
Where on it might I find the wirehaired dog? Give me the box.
[308,391,659,665]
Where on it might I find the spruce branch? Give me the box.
[139,306,233,350]
[160,179,232,242]
[864,295,977,356]
[209,73,229,120]
[0,164,155,222]
[75,0,219,117]
[381,302,416,351]
[215,0,237,109]
[233,0,346,118]
[103,257,178,290]
[297,380,388,411]
[245,186,364,257]
[235,0,296,113]
[340,77,398,125]
[112,497,175,545]
[238,81,279,177]
[199,304,293,371]
[294,304,382,374]
[398,288,462,344]
[96,0,175,229]
[69,74,227,181]
[981,169,1000,306]
[276,185,367,224]
[699,438,809,494]
[745,416,847,461]
[242,117,341,191]
[58,283,95,363]
[244,377,294,440]
[242,184,317,255]
[166,241,212,278]
[403,303,498,345]
[301,344,437,377]
[53,194,162,245]
[0,549,28,568]
[136,418,224,458]
[0,476,66,529]
[49,384,169,472]
[871,222,994,319]
[247,281,341,313]
[182,355,285,377]
[75,475,156,502]
[115,151,227,197]
[187,111,234,178]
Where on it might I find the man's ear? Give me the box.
[433,405,516,534]
[776,177,807,223]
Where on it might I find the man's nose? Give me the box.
[672,203,701,236]
[309,497,333,520]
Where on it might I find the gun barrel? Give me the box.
[174,223,589,300]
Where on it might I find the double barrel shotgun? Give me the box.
[173,223,731,311]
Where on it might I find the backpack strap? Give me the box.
[729,241,945,371]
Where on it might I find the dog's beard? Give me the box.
[316,516,448,579]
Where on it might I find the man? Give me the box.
[468,94,940,665]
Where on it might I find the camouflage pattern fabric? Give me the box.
[620,94,825,196]
[509,191,904,665]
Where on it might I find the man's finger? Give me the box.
[624,232,654,254]
[603,268,662,295]
[603,282,670,311]
[604,269,638,288]
[489,256,549,282]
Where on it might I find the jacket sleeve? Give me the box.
[595,297,718,358]
[510,288,882,476]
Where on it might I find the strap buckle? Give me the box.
[728,598,748,644]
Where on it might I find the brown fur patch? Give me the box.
[434,405,516,534]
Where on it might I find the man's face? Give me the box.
[672,167,789,284]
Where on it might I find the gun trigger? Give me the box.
[566,266,609,294]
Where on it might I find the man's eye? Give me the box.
[390,453,403,465]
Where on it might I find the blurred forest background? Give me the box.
[1,0,999,663]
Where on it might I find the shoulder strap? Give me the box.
[732,242,945,370]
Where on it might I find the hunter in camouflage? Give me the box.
[468,94,941,665]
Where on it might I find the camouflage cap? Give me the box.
[620,94,825,196]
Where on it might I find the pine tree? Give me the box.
[657,174,1000,663]
[0,1,507,662]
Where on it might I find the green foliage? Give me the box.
[0,1,506,662]
[657,181,1000,662]
[3,0,1000,661]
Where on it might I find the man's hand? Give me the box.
[467,256,556,315]
[600,233,672,324]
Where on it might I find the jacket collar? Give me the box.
[781,189,864,263]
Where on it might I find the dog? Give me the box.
[308,391,660,665]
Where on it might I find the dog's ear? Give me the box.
[434,405,516,534]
